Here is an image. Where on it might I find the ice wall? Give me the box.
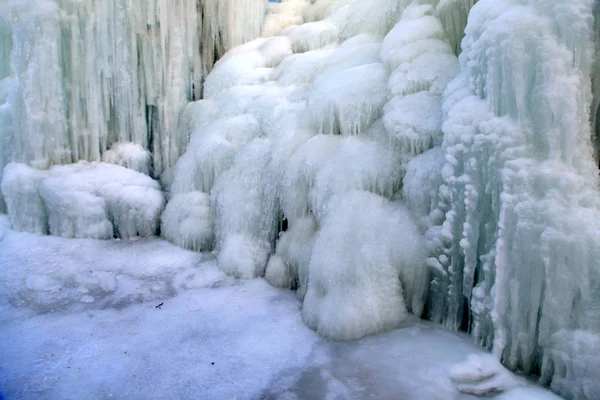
[403,0,600,398]
[0,0,267,200]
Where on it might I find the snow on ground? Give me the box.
[0,215,562,400]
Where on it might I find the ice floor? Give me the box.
[0,216,561,400]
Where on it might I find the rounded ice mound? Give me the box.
[381,9,447,71]
[308,62,389,136]
[264,254,292,288]
[102,142,152,175]
[217,234,270,279]
[301,191,427,340]
[450,353,526,395]
[265,215,317,290]
[161,191,214,252]
[383,92,443,155]
[170,114,261,195]
[212,139,279,277]
[1,162,164,239]
[309,136,404,222]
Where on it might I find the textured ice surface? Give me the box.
[1,162,164,239]
[102,143,152,176]
[0,0,267,181]
[302,191,427,340]
[417,1,600,398]
[3,0,600,398]
[0,220,562,400]
[161,191,214,252]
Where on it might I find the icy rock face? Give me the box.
[1,162,164,239]
[0,0,267,190]
[414,0,600,398]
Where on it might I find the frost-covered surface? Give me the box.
[1,162,164,239]
[0,219,562,400]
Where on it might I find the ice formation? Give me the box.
[1,162,164,239]
[0,0,268,206]
[3,0,600,398]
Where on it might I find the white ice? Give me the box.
[2,0,600,398]
[1,162,164,239]
[0,218,562,400]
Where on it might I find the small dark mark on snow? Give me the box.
[211,362,215,365]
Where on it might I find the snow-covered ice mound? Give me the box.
[301,191,427,340]
[1,162,164,239]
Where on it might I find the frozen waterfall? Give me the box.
[1,0,600,399]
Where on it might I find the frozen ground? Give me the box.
[0,215,561,400]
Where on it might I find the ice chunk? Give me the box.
[264,254,292,289]
[1,162,164,239]
[302,191,427,340]
[450,353,526,395]
[216,234,271,279]
[40,176,114,239]
[161,192,214,252]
